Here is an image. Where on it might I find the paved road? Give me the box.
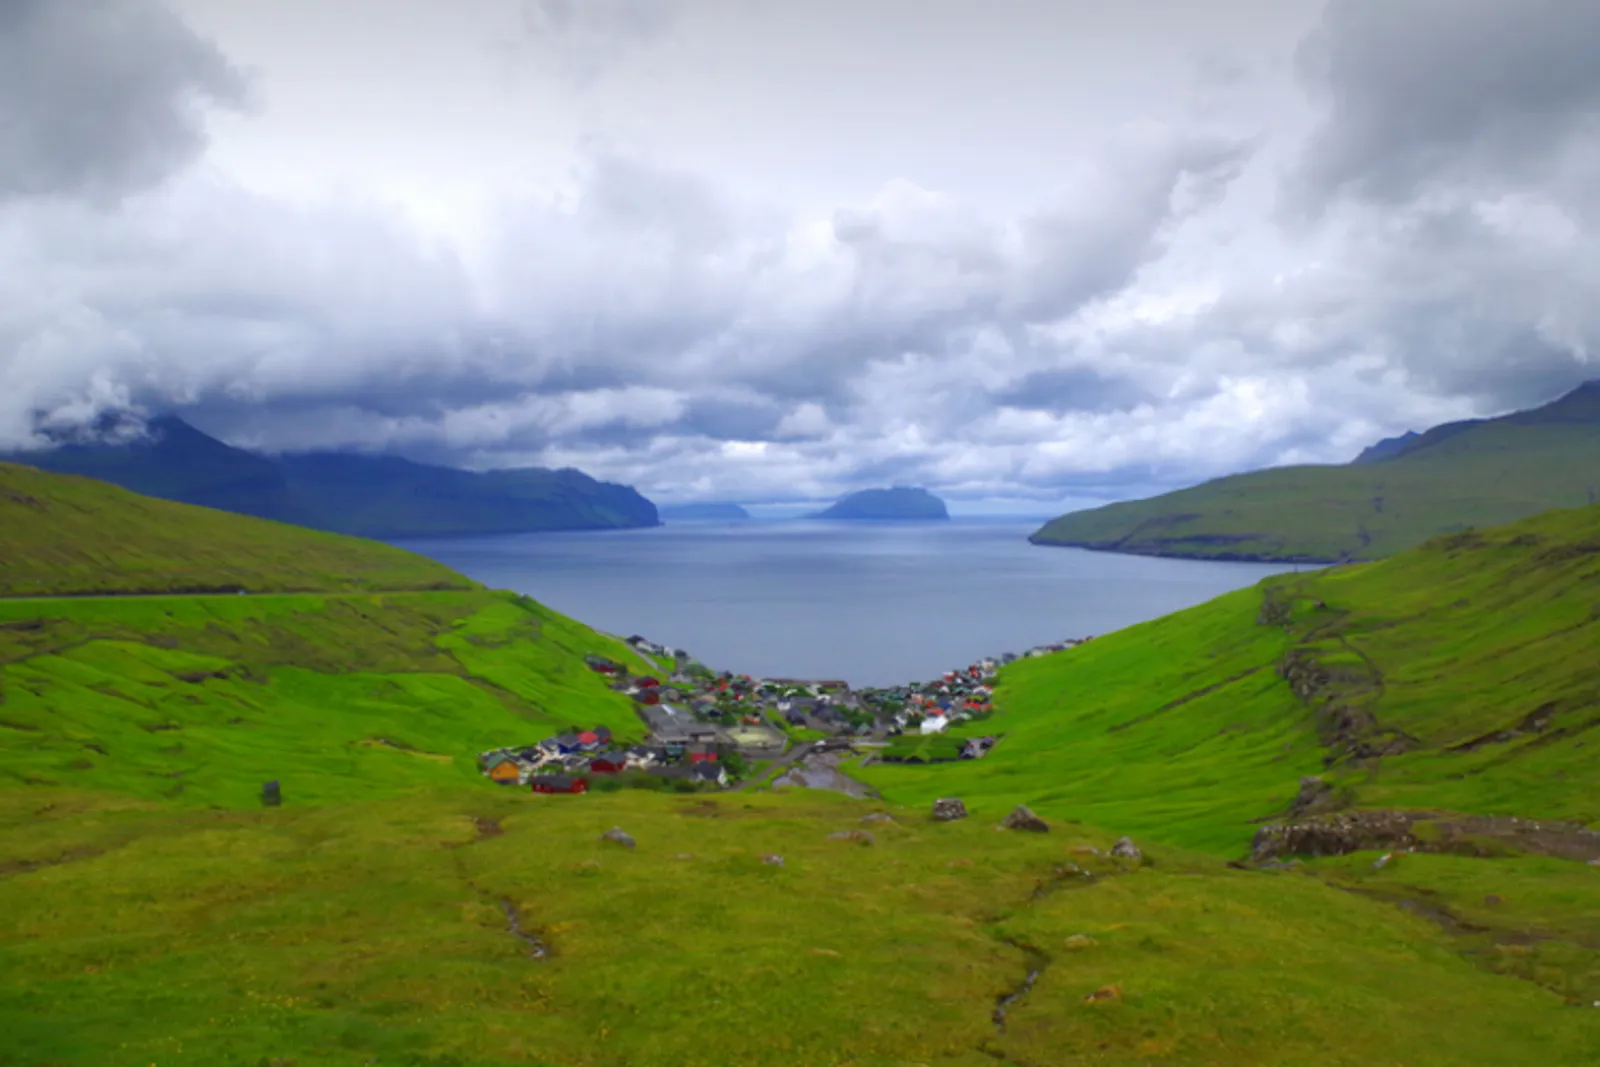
[731,740,816,791]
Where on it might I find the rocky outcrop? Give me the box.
[1000,806,1049,832]
[1287,775,1342,817]
[1252,810,1600,863]
[1110,836,1142,860]
[1252,810,1418,860]
[932,798,968,822]
[1276,648,1415,762]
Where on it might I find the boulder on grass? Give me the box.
[599,827,636,850]
[1000,805,1050,833]
[932,798,968,822]
[1111,836,1142,860]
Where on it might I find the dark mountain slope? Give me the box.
[4,415,659,539]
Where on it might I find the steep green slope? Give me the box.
[0,461,472,596]
[869,503,1600,854]
[1031,380,1600,562]
[4,414,661,538]
[0,590,651,806]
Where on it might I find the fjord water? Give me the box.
[397,520,1289,687]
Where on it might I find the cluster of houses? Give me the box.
[478,722,729,795]
[476,632,1097,797]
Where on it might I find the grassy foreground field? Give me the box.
[1,467,1597,1064]
[3,788,1596,1067]
[1029,381,1600,562]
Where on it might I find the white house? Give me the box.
[920,714,949,735]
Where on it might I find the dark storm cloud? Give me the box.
[0,0,246,203]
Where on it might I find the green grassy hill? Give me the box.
[1,469,1596,1065]
[1030,380,1600,562]
[0,461,473,596]
[871,502,1600,853]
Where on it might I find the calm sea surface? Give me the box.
[395,520,1289,688]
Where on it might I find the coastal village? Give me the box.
[478,633,1095,794]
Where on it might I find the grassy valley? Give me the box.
[1030,380,1600,562]
[0,468,1596,1065]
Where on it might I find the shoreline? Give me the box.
[1025,537,1352,566]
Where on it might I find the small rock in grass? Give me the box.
[673,852,695,861]
[1111,836,1142,861]
[932,797,968,822]
[861,812,895,824]
[1083,984,1123,1003]
[827,830,875,845]
[1483,894,1504,907]
[761,852,785,866]
[1001,806,1050,833]
[575,860,602,869]
[599,826,636,850]
[1063,934,1097,951]
[1069,845,1102,858]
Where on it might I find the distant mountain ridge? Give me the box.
[813,487,949,521]
[4,414,660,539]
[1030,380,1600,562]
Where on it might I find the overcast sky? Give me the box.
[3,0,1597,511]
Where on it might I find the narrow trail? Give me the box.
[502,899,550,959]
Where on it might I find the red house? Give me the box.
[590,753,629,774]
[641,690,661,706]
[577,730,599,747]
[688,745,719,765]
[637,677,661,689]
[531,774,588,795]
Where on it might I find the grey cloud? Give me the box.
[516,0,679,84]
[1291,0,1600,209]
[0,0,246,203]
[990,368,1156,414]
[17,0,1600,509]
